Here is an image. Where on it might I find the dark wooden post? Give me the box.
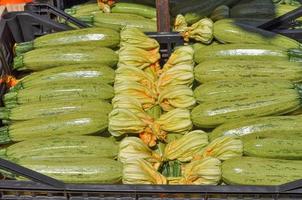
[155,0,170,32]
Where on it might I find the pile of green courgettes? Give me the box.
[0,0,302,186]
[1,27,123,183]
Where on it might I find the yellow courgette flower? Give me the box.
[178,157,221,185]
[162,46,194,71]
[199,136,243,161]
[118,46,160,70]
[158,85,196,111]
[123,159,167,185]
[109,96,153,137]
[174,14,188,33]
[115,66,156,89]
[163,130,209,162]
[157,64,194,90]
[118,137,162,169]
[120,27,160,51]
[156,108,193,134]
[175,17,213,44]
[187,18,213,44]
[114,81,157,110]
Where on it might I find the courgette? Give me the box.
[15,27,120,55]
[0,135,118,161]
[213,19,300,49]
[230,2,275,19]
[4,82,114,107]
[13,46,118,71]
[65,3,99,16]
[0,112,109,144]
[194,80,295,103]
[191,84,302,128]
[194,60,302,83]
[11,64,115,92]
[210,115,302,141]
[0,100,112,121]
[243,138,302,160]
[225,18,271,27]
[17,158,122,183]
[210,5,230,22]
[222,157,302,185]
[80,13,157,32]
[111,3,156,19]
[194,44,295,63]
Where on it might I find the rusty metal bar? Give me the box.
[156,0,170,32]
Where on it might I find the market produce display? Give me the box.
[0,0,301,187]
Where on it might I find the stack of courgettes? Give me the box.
[65,1,157,32]
[189,16,302,185]
[0,27,123,184]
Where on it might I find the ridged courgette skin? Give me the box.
[0,100,112,121]
[17,158,122,183]
[213,19,300,49]
[194,44,288,64]
[226,18,271,27]
[194,60,302,83]
[87,13,157,32]
[230,2,275,19]
[4,82,114,107]
[210,5,230,21]
[111,3,156,19]
[191,87,301,128]
[65,3,99,16]
[243,138,302,160]
[11,64,115,92]
[210,116,302,141]
[0,135,119,161]
[13,46,118,71]
[0,112,109,144]
[15,27,120,55]
[222,157,302,185]
[194,80,294,103]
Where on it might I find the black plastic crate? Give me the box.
[0,3,302,199]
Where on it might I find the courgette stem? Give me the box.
[4,92,17,105]
[9,83,23,93]
[14,41,34,56]
[0,127,11,144]
[0,108,10,120]
[13,55,23,70]
[0,149,7,159]
[289,48,302,61]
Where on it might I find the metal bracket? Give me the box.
[25,3,88,28]
[279,180,302,193]
[259,6,302,30]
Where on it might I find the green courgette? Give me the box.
[243,138,302,160]
[13,46,118,71]
[4,82,114,107]
[213,19,301,49]
[0,112,109,144]
[17,158,122,183]
[210,115,302,141]
[191,83,302,128]
[15,27,120,55]
[0,100,112,121]
[194,60,302,83]
[11,64,115,92]
[222,157,302,185]
[0,135,118,161]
